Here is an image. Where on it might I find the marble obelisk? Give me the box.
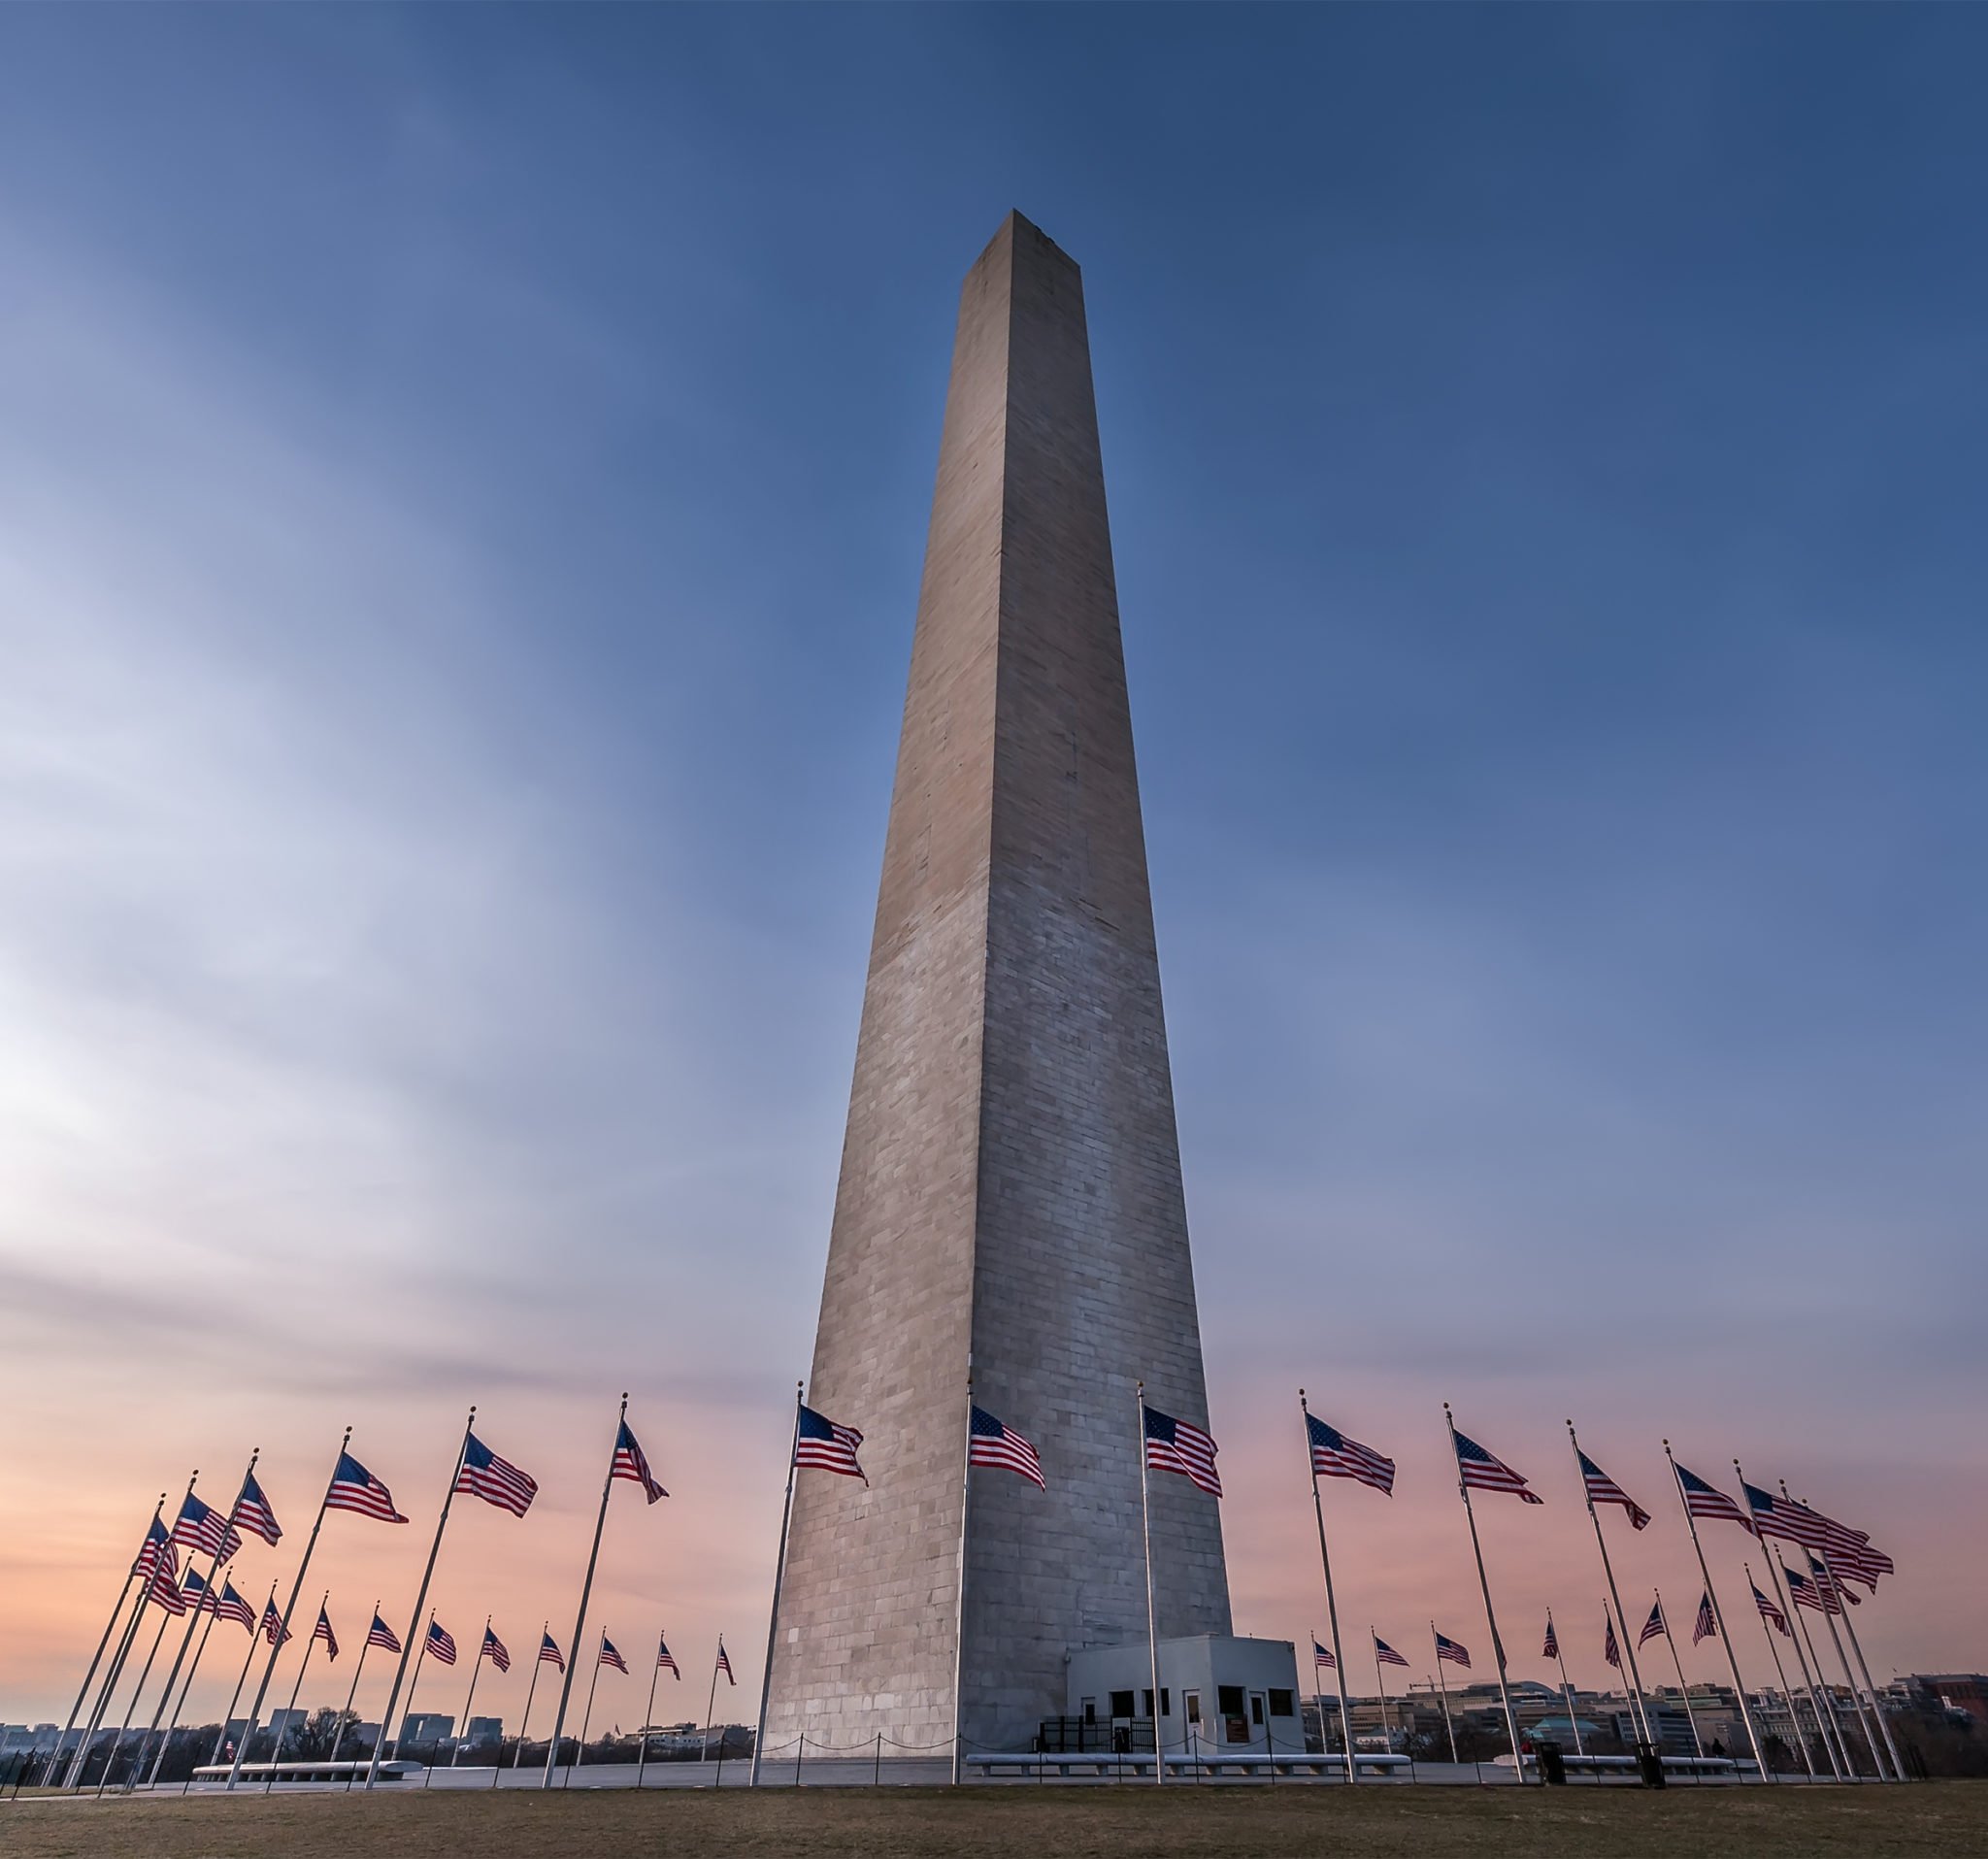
[762,212,1229,1755]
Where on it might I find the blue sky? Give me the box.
[2,6,1983,1718]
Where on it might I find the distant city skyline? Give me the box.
[2,6,1983,1725]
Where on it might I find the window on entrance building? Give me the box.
[1269,1690,1295,1718]
[1110,1690,1135,1720]
[1250,1695,1265,1725]
[1217,1685,1244,1718]
[1081,1698,1095,1724]
[1184,1691,1201,1725]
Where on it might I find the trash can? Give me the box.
[1634,1741,1666,1788]
[1537,1741,1567,1786]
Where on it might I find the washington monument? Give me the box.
[763,213,1230,1755]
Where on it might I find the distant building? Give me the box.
[464,1716,503,1743]
[266,1709,308,1741]
[1906,1675,1988,1727]
[400,1712,454,1744]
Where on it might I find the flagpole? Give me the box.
[1662,1443,1766,1779]
[1430,1630,1459,1763]
[637,1632,663,1789]
[402,1610,436,1775]
[1759,1537,1844,1779]
[68,1470,195,1790]
[207,1579,280,1773]
[264,1590,327,1792]
[146,1560,235,1788]
[133,1447,262,1792]
[1545,1610,1584,1757]
[1298,1392,1360,1785]
[1370,1631,1400,1772]
[1816,1544,1905,1781]
[227,1425,353,1791]
[949,1356,975,1786]
[749,1383,803,1788]
[1651,1591,1706,1758]
[1744,1559,1815,1778]
[543,1394,627,1790]
[513,1626,549,1775]
[1136,1380,1165,1786]
[1445,1406,1526,1782]
[335,1601,377,1782]
[366,1408,475,1790]
[1566,1422,1655,1747]
[567,1630,607,1787]
[1774,1544,1857,1777]
[94,1601,174,1793]
[51,1493,165,1790]
[706,1643,723,1767]
[450,1615,490,1771]
[1782,1484,1889,1781]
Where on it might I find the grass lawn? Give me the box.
[6,1781,1983,1858]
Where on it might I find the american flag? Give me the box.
[233,1473,283,1546]
[1604,1614,1621,1669]
[455,1434,538,1517]
[1542,1617,1560,1660]
[1435,1632,1472,1669]
[1751,1582,1789,1635]
[261,1600,293,1646]
[794,1404,866,1480]
[1306,1413,1395,1495]
[1785,1569,1839,1616]
[1692,1590,1717,1644]
[211,1580,257,1631]
[1807,1556,1862,1610]
[367,1613,402,1654]
[147,1544,188,1615]
[426,1619,457,1666]
[314,1607,339,1663]
[172,1491,244,1562]
[969,1405,1045,1489]
[1674,1462,1755,1534]
[599,1635,628,1674]
[656,1635,679,1678]
[135,1517,172,1580]
[1374,1634,1409,1670]
[1143,1404,1223,1498]
[539,1632,565,1672]
[715,1638,735,1684]
[1639,1601,1667,1647]
[1451,1427,1543,1504]
[482,1626,511,1673]
[1313,1638,1336,1672]
[181,1566,212,1607]
[326,1452,409,1524]
[1741,1481,1830,1552]
[1577,1451,1650,1530]
[610,1421,669,1505]
[1788,1499,1892,1590]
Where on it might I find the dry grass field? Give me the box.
[5,1782,1985,1859]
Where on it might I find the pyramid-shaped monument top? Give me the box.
[761,214,1228,1755]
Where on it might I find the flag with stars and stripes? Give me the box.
[1741,1481,1831,1552]
[260,1600,292,1646]
[1751,1582,1789,1635]
[1674,1462,1755,1534]
[1451,1428,1543,1504]
[313,1607,339,1663]
[1578,1451,1650,1530]
[482,1626,511,1672]
[1785,1568,1839,1616]
[426,1619,457,1666]
[455,1434,538,1517]
[207,1578,257,1631]
[1639,1600,1666,1646]
[1312,1638,1336,1672]
[969,1406,1045,1489]
[1374,1634,1409,1670]
[794,1404,867,1480]
[611,1421,669,1505]
[1143,1404,1222,1498]
[1788,1499,1892,1590]
[716,1638,735,1684]
[233,1473,283,1546]
[1807,1555,1862,1610]
[172,1490,244,1563]
[1436,1631,1472,1669]
[1306,1413,1395,1496]
[656,1634,679,1678]
[1692,1591,1717,1644]
[135,1517,172,1581]
[367,1613,402,1654]
[599,1635,628,1674]
[539,1632,565,1672]
[1542,1617,1561,1660]
[147,1543,188,1614]
[326,1452,409,1524]
[1604,1615,1621,1669]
